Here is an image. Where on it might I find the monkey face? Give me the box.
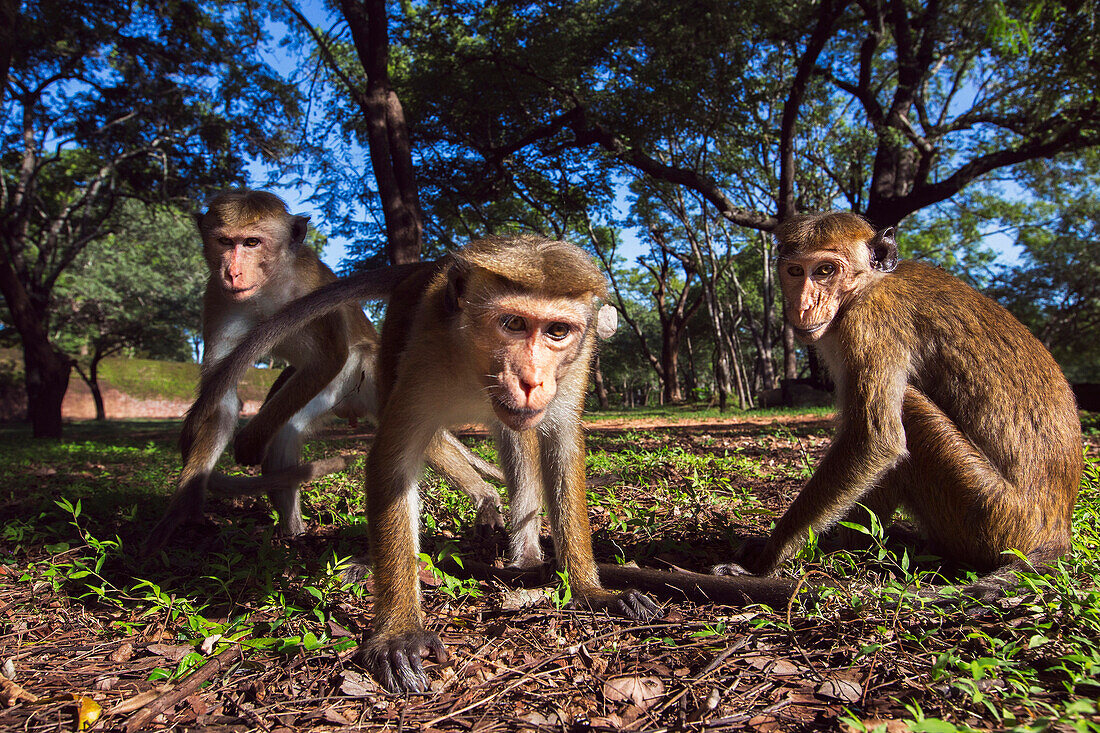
[778,252,867,343]
[204,223,289,302]
[474,293,590,432]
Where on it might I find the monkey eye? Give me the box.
[244,237,261,247]
[786,265,804,277]
[545,322,572,340]
[500,315,527,333]
[217,237,234,247]
[814,263,837,277]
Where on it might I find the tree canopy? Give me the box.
[3,0,1098,424]
[1,0,299,435]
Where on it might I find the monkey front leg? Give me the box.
[720,428,904,576]
[537,422,661,622]
[495,426,546,568]
[146,388,240,555]
[355,422,446,694]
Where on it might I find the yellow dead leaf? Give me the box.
[75,695,103,730]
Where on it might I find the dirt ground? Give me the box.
[1,412,1097,732]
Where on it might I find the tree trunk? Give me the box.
[23,339,70,437]
[659,326,683,404]
[592,354,610,410]
[340,0,423,264]
[0,0,17,98]
[713,352,729,411]
[758,232,779,391]
[783,322,798,381]
[0,238,70,437]
[683,333,697,401]
[74,357,107,421]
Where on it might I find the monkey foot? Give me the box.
[710,561,753,577]
[338,558,373,586]
[575,589,663,622]
[712,535,772,576]
[355,630,448,694]
[473,500,506,533]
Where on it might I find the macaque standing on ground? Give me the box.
[146,190,504,554]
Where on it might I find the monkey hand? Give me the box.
[355,629,448,694]
[712,535,772,576]
[232,422,269,466]
[574,588,663,622]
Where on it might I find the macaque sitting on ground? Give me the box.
[146,190,504,554]
[716,211,1081,596]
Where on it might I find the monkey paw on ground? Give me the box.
[355,630,448,694]
[573,588,663,622]
[473,498,506,533]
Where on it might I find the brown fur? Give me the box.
[179,233,659,693]
[722,211,1082,588]
[146,191,505,554]
[362,235,656,692]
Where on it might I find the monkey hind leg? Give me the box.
[441,430,505,483]
[425,432,505,532]
[898,387,1057,574]
[262,422,309,536]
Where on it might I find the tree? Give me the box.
[381,0,1100,382]
[986,154,1100,382]
[51,203,205,420]
[1,0,297,436]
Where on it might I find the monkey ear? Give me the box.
[444,265,468,315]
[596,303,619,339]
[869,227,898,272]
[289,215,310,251]
[193,212,205,233]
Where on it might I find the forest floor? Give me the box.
[0,410,1098,732]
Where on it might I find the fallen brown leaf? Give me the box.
[108,687,171,715]
[817,678,862,703]
[146,643,193,663]
[109,643,134,663]
[0,677,38,706]
[602,675,665,710]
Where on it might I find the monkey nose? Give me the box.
[519,378,543,400]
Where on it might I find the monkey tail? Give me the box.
[188,262,430,429]
[207,455,353,496]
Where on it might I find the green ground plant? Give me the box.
[0,417,1096,731]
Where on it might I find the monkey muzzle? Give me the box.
[791,321,830,343]
[493,402,545,432]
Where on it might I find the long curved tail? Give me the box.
[182,262,430,454]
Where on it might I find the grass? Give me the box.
[0,347,283,403]
[0,415,1098,731]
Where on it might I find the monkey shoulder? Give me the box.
[376,262,447,394]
